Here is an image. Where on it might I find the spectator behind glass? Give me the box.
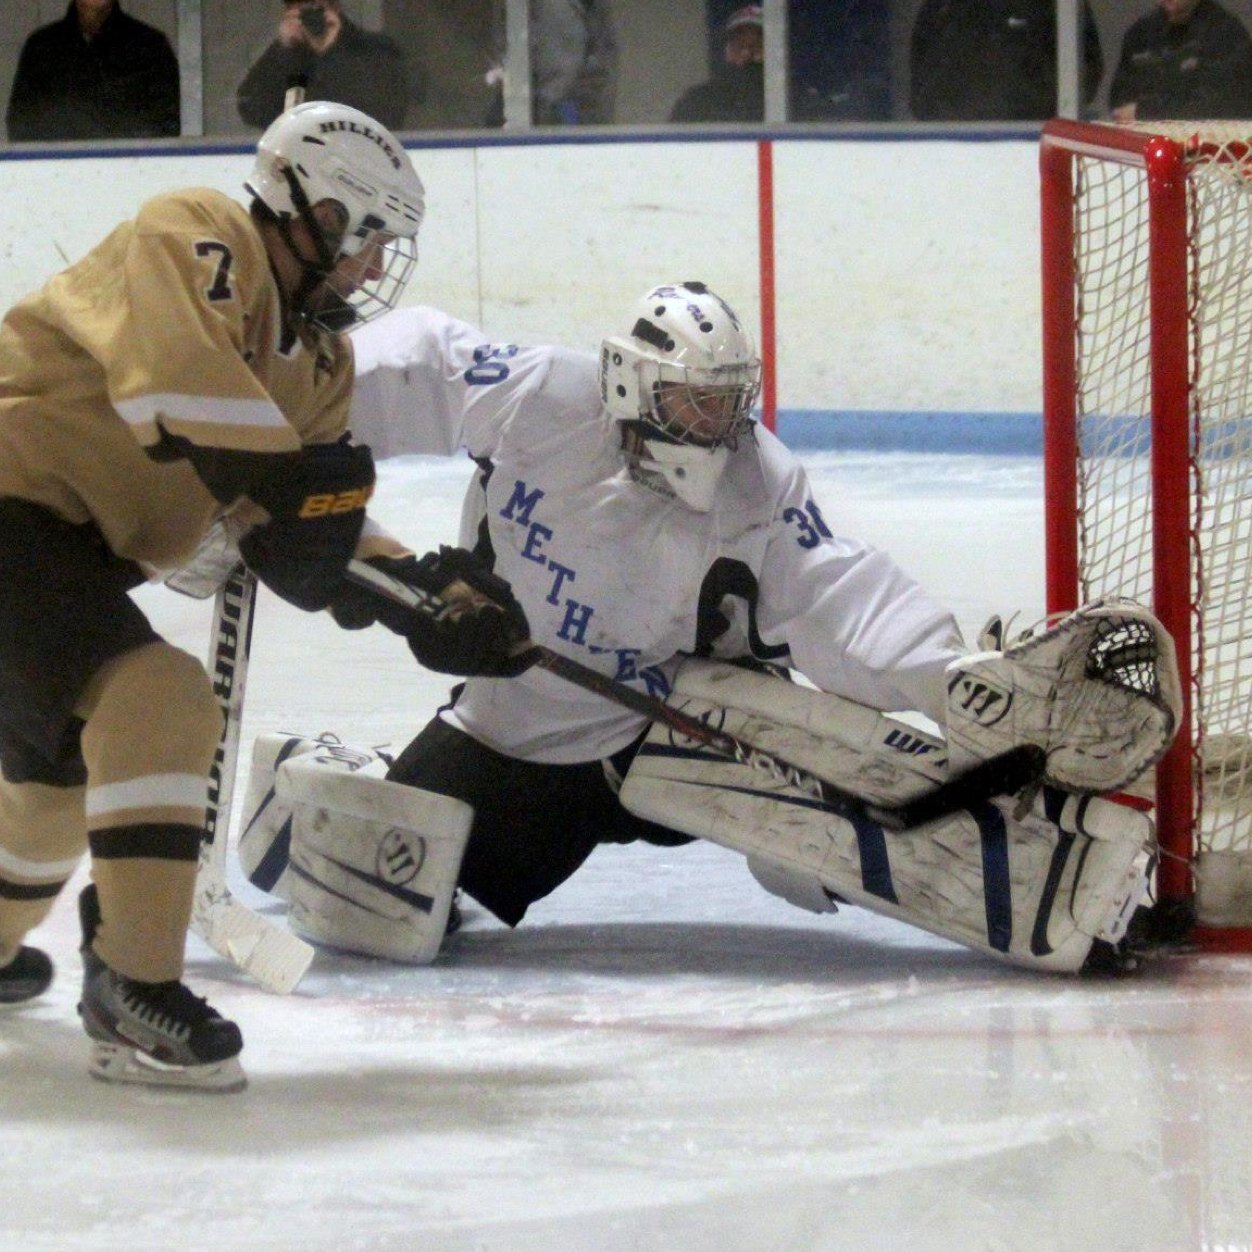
[1110,0,1252,121]
[909,0,1103,121]
[670,2,892,124]
[237,1,416,131]
[790,0,892,122]
[6,0,179,142]
[485,0,619,125]
[669,5,765,123]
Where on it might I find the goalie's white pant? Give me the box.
[620,661,1152,973]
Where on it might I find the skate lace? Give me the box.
[119,980,214,1040]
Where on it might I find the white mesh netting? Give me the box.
[1069,122,1252,926]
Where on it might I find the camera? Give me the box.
[298,4,327,38]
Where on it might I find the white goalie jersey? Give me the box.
[349,306,967,764]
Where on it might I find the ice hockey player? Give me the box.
[240,282,1180,976]
[0,101,526,1092]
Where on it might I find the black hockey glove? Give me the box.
[239,437,375,612]
[330,548,535,678]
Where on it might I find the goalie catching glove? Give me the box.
[330,546,534,677]
[944,598,1182,795]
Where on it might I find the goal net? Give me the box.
[1040,119,1252,947]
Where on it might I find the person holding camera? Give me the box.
[237,0,416,131]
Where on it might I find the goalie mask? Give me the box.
[601,282,761,511]
[246,101,425,332]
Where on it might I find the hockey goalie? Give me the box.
[619,601,1180,973]
[236,284,1183,976]
[240,595,1181,976]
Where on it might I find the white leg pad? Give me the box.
[278,759,472,964]
[665,657,949,808]
[621,721,1153,972]
[238,733,391,899]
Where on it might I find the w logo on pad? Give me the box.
[376,829,426,887]
[948,671,1013,727]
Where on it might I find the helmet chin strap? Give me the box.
[276,162,343,326]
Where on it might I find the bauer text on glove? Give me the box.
[238,437,375,612]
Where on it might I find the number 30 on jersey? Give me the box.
[783,500,833,549]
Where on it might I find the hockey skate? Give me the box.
[76,885,246,1092]
[0,946,53,1004]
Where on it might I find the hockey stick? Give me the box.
[191,565,315,993]
[344,558,1045,831]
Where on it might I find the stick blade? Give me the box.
[193,890,314,995]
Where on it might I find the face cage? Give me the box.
[641,360,762,449]
[312,232,418,332]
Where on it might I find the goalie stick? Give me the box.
[344,558,1045,832]
[191,565,315,993]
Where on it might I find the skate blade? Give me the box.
[88,1041,247,1093]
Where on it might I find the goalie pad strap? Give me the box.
[244,735,313,893]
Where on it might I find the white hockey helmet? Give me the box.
[601,282,761,511]
[246,101,425,331]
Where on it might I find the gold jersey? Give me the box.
[0,188,355,571]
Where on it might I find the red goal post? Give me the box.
[1040,119,1252,950]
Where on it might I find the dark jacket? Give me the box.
[6,2,180,142]
[669,63,764,124]
[236,17,412,131]
[1110,0,1252,120]
[910,0,1103,121]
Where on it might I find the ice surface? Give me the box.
[3,453,1251,1252]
